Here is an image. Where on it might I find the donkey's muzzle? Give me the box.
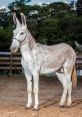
[10,46,18,53]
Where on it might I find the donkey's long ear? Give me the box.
[20,12,26,26]
[13,12,21,27]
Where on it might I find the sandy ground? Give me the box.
[0,74,82,117]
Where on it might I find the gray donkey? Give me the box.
[10,12,77,110]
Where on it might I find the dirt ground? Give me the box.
[0,74,82,117]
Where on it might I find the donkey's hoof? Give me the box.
[66,105,71,108]
[33,107,39,111]
[25,106,32,110]
[67,101,72,107]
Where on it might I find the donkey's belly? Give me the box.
[40,67,60,74]
[40,58,64,74]
[40,68,55,74]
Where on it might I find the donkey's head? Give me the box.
[10,12,27,53]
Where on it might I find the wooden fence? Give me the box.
[0,52,82,76]
[0,52,22,76]
[76,53,82,70]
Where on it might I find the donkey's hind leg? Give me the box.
[56,72,68,107]
[66,74,72,106]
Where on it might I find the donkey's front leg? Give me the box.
[32,71,39,110]
[25,72,32,109]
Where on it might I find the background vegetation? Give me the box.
[0,0,82,51]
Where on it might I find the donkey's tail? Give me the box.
[72,66,77,88]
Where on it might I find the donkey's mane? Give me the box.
[27,29,36,49]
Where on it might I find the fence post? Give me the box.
[10,53,12,77]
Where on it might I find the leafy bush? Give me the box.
[0,2,82,51]
[0,26,13,51]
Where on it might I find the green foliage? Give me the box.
[8,0,31,12]
[0,26,13,51]
[0,1,82,51]
[76,0,82,16]
[37,18,59,44]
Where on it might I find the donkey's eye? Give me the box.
[20,32,24,35]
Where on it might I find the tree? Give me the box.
[70,1,75,11]
[76,0,82,16]
[8,0,31,11]
[49,2,69,18]
[0,1,82,51]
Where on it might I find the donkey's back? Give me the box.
[36,43,76,73]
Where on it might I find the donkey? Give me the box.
[10,12,77,110]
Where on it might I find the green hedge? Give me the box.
[0,26,13,51]
[0,15,82,51]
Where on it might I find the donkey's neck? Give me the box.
[27,29,36,49]
[20,28,36,53]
